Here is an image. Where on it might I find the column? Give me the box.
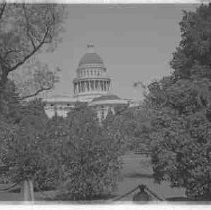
[84,81,86,92]
[97,81,100,91]
[88,81,91,92]
[100,81,103,91]
[76,83,79,94]
[81,81,83,92]
[78,82,80,93]
[86,81,89,92]
[84,81,87,92]
[80,81,82,93]
[91,80,94,91]
[103,81,106,91]
[89,81,91,92]
[75,83,77,94]
[95,80,97,90]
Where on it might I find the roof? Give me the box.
[43,95,78,103]
[91,94,120,102]
[89,94,128,106]
[79,52,104,66]
[78,44,104,66]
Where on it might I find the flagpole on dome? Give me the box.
[87,42,95,53]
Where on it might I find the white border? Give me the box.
[1,0,209,210]
[0,203,211,210]
[4,0,202,4]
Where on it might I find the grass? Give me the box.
[113,153,186,201]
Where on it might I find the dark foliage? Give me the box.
[143,4,211,200]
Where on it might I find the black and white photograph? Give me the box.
[0,0,210,206]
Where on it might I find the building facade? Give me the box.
[43,44,129,120]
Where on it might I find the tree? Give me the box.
[151,110,210,199]
[0,79,21,118]
[55,105,122,200]
[143,3,211,200]
[103,106,152,153]
[0,4,66,200]
[0,3,65,103]
[0,98,64,197]
[11,61,60,100]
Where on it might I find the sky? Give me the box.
[40,4,198,100]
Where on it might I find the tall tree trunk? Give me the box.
[22,179,34,202]
[29,179,34,201]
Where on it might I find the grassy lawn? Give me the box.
[113,153,186,201]
[0,185,57,202]
[0,153,187,202]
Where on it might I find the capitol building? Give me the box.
[43,44,131,120]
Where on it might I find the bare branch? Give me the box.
[3,49,21,59]
[9,27,50,72]
[0,54,9,71]
[19,85,52,100]
[22,4,36,50]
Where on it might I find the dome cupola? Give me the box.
[79,44,104,66]
[73,44,111,102]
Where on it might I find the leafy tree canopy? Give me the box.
[55,105,122,200]
[142,3,211,200]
